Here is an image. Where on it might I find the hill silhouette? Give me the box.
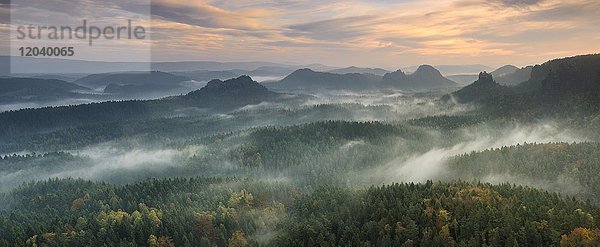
[443,72,509,103]
[382,65,458,90]
[490,65,519,77]
[328,66,389,76]
[0,77,91,103]
[495,66,533,86]
[274,68,381,91]
[274,65,457,92]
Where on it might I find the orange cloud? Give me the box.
[152,0,278,30]
[149,0,600,66]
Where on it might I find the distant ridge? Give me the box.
[75,71,189,88]
[328,66,389,76]
[403,64,493,76]
[382,65,458,90]
[274,68,381,91]
[273,65,457,92]
[491,65,519,77]
[495,66,533,86]
[0,56,330,74]
[0,77,88,94]
[447,65,533,86]
[0,77,91,104]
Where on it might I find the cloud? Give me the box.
[151,0,275,31]
[3,0,600,67]
[286,15,376,41]
[526,1,600,22]
[489,0,544,7]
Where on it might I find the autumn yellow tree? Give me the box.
[228,231,249,247]
[560,228,600,247]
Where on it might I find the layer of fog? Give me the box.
[296,90,477,120]
[252,76,285,82]
[0,119,595,198]
[1,89,595,201]
[356,121,591,195]
[212,91,478,131]
[0,144,205,191]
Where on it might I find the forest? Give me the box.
[2,179,599,246]
[1,54,600,246]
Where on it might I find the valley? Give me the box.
[1,54,600,246]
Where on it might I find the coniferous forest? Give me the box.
[2,40,600,247]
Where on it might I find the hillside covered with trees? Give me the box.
[1,53,600,246]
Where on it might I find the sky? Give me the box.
[2,0,600,68]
